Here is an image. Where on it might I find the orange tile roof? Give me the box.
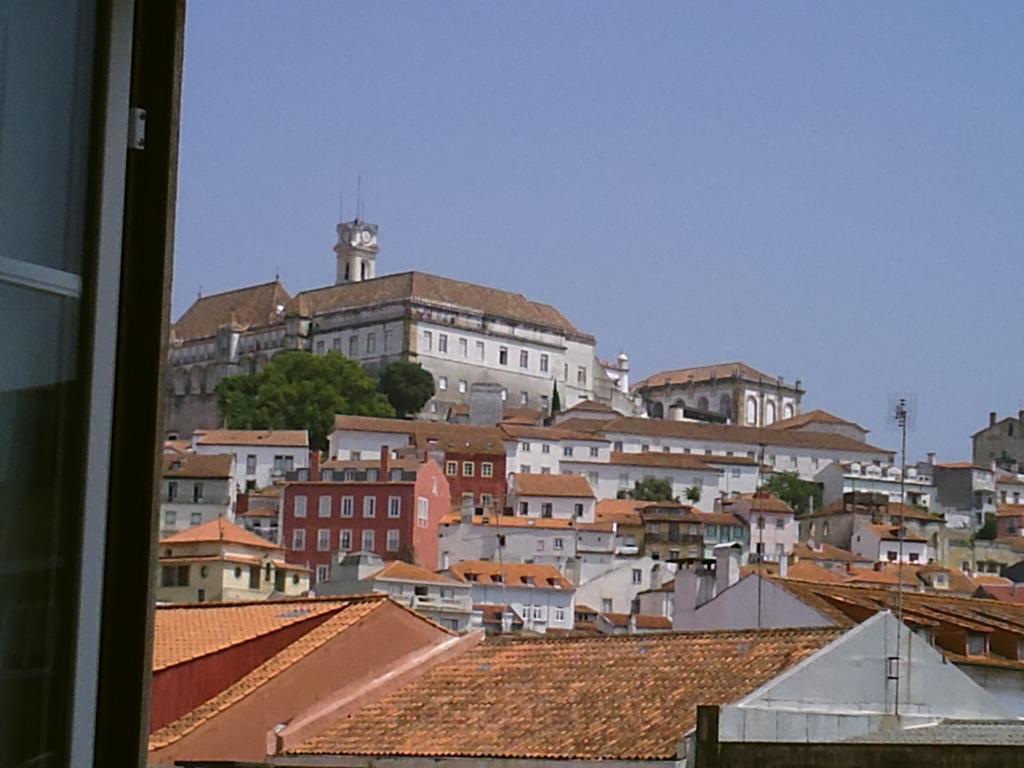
[793,542,860,562]
[448,560,573,590]
[332,416,510,456]
[634,362,794,391]
[606,451,723,472]
[808,498,941,522]
[441,512,577,530]
[164,439,191,454]
[766,409,867,432]
[561,399,617,414]
[844,565,977,594]
[172,280,291,341]
[290,272,591,341]
[997,504,1024,518]
[861,523,927,543]
[595,498,654,526]
[287,627,840,760]
[599,612,674,630]
[578,416,892,455]
[195,429,308,447]
[511,473,595,498]
[742,561,852,584]
[162,453,233,479]
[160,517,280,550]
[996,475,1024,486]
[973,574,1013,586]
[373,561,461,585]
[498,422,608,443]
[152,596,381,671]
[725,492,794,514]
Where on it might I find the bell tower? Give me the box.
[334,218,380,284]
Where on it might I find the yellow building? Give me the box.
[157,518,309,603]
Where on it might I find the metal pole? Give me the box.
[894,398,908,717]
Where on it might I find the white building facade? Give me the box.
[192,429,309,493]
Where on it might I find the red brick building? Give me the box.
[329,415,510,511]
[281,453,449,586]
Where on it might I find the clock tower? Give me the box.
[334,218,380,284]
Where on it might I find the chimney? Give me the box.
[990,412,998,427]
[460,494,474,524]
[778,555,788,580]
[628,613,637,634]
[715,545,741,593]
[926,452,935,466]
[673,562,710,628]
[309,449,321,479]
[379,445,390,479]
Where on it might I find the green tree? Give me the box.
[629,477,675,502]
[685,485,702,503]
[976,515,997,541]
[216,350,394,450]
[377,360,435,417]
[552,381,561,413]
[761,471,822,515]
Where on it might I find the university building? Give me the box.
[165,218,640,436]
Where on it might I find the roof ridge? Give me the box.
[153,593,386,611]
[486,625,842,646]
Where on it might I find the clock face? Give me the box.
[340,227,351,243]
[360,230,373,245]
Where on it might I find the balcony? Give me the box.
[410,593,473,614]
[615,544,639,556]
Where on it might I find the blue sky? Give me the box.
[174,2,1024,460]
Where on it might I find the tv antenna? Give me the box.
[887,391,916,717]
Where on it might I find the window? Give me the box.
[386,529,401,552]
[458,337,468,357]
[536,540,545,551]
[446,461,458,476]
[317,529,331,551]
[438,333,448,353]
[366,333,376,353]
[532,607,544,620]
[318,496,332,517]
[315,340,325,354]
[602,598,613,612]
[388,496,402,517]
[164,510,176,526]
[316,565,329,583]
[423,330,433,351]
[246,454,257,474]
[438,375,448,390]
[519,501,529,515]
[476,340,485,360]
[167,481,178,502]
[458,379,468,394]
[588,446,600,458]
[384,329,393,351]
[707,524,718,539]
[520,464,531,474]
[292,529,306,550]
[294,495,307,518]
[418,497,429,526]
[481,462,494,478]
[909,552,920,563]
[341,496,354,517]
[520,441,531,452]
[481,493,493,508]
[273,454,294,474]
[669,548,681,560]
[541,467,552,475]
[731,468,741,478]
[563,446,573,457]
[967,633,987,656]
[757,516,765,530]
[775,516,784,529]
[588,471,598,486]
[540,353,549,373]
[501,388,507,401]
[519,391,528,405]
[362,530,376,551]
[541,394,549,410]
[887,550,897,562]
[333,337,342,351]
[161,566,190,588]
[349,335,359,356]
[574,502,584,517]
[641,444,650,453]
[190,512,201,526]
[519,350,529,368]
[554,538,564,550]
[462,461,475,477]
[541,503,553,518]
[554,607,565,623]
[363,496,377,517]
[577,366,587,385]
[632,568,642,584]
[542,444,551,455]
[340,529,353,551]
[499,346,508,365]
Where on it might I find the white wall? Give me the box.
[575,557,671,614]
[512,493,595,522]
[193,442,307,491]
[468,583,575,633]
[329,429,412,461]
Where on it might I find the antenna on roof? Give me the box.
[274,265,280,281]
[339,192,344,222]
[356,174,362,221]
[198,285,202,299]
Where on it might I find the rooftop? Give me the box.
[194,429,308,448]
[447,560,574,590]
[633,362,799,392]
[511,472,595,498]
[159,517,280,550]
[171,280,292,342]
[766,409,868,433]
[162,453,233,479]
[286,627,840,761]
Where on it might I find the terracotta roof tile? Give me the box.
[288,627,840,760]
[808,498,941,522]
[152,596,382,671]
[595,499,654,526]
[448,560,573,590]
[331,416,509,456]
[499,423,609,443]
[634,362,794,391]
[172,280,291,341]
[441,512,577,530]
[511,473,595,498]
[373,560,461,585]
[599,612,674,630]
[561,399,617,414]
[159,517,280,550]
[606,451,723,472]
[194,429,308,448]
[162,453,233,479]
[289,272,591,341]
[725,492,794,514]
[793,542,860,562]
[860,523,927,543]
[767,409,867,432]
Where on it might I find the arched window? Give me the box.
[719,394,732,417]
[765,400,777,425]
[745,397,758,425]
[783,403,794,420]
[697,396,709,411]
[650,402,665,419]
